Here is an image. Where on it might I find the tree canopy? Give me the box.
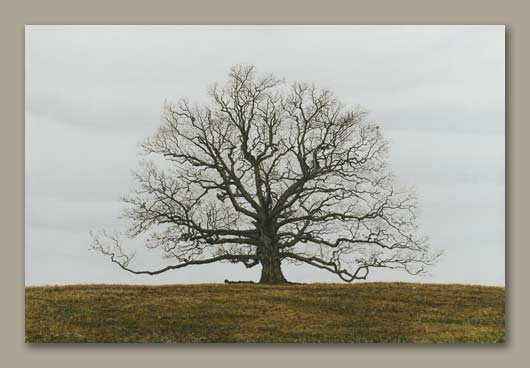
[91,65,439,284]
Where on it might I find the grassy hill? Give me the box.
[25,282,504,343]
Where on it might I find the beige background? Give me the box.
[0,0,524,366]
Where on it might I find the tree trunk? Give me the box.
[259,255,288,284]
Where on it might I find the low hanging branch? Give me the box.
[91,64,440,284]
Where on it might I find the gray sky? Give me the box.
[25,25,505,286]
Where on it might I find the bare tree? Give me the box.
[91,65,439,284]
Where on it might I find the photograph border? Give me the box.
[1,0,525,366]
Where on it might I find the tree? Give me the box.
[91,65,439,284]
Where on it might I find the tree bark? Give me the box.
[259,255,288,284]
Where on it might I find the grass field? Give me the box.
[25,282,505,343]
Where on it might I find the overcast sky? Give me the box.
[25,25,505,286]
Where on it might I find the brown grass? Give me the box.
[25,282,505,343]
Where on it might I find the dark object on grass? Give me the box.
[224,280,255,284]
